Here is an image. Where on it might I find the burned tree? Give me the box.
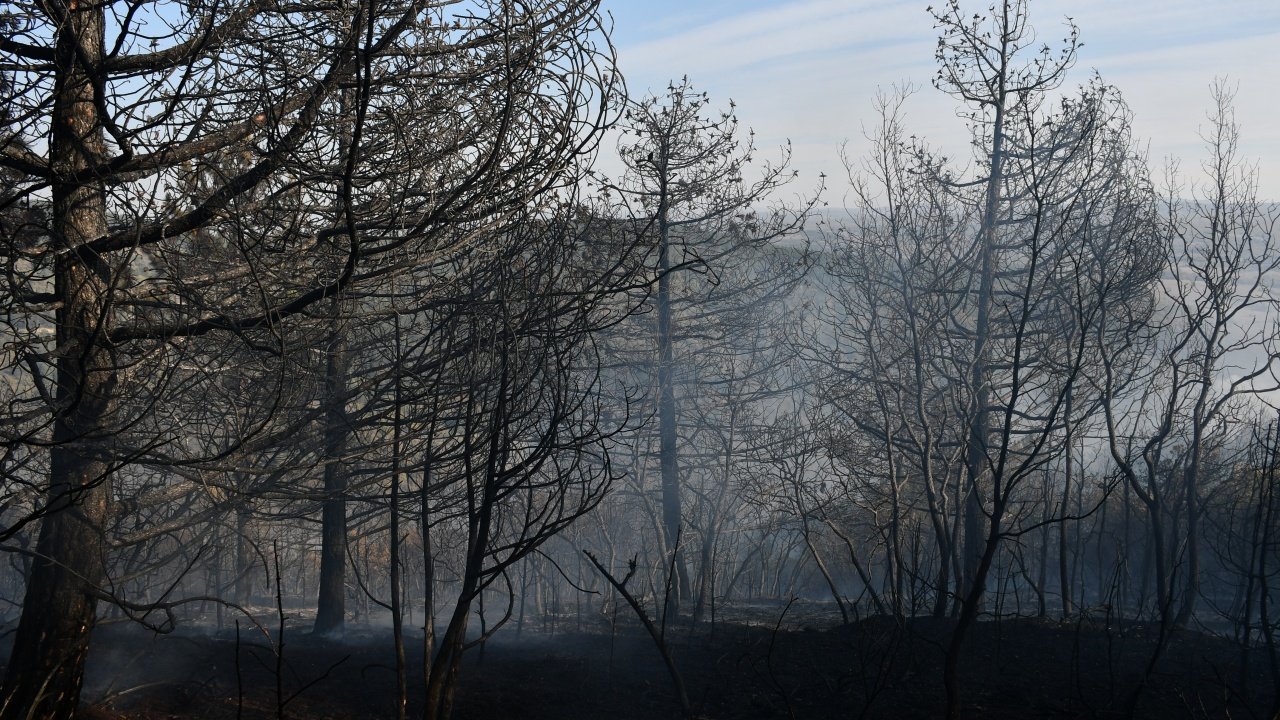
[605,78,815,615]
[811,3,1163,716]
[0,0,617,715]
[398,211,641,720]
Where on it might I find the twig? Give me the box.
[236,619,244,720]
[584,551,691,717]
[766,597,798,720]
[274,541,285,720]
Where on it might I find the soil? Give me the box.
[37,601,1279,719]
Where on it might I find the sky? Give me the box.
[597,0,1280,202]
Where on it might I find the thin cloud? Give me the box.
[605,0,1280,198]
[618,0,917,80]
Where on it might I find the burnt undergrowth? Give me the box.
[2,602,1271,720]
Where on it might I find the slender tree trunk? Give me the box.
[962,99,1003,612]
[425,340,508,720]
[390,318,406,720]
[1037,492,1049,618]
[424,475,493,720]
[1121,476,1133,617]
[1151,510,1170,623]
[950,55,1007,711]
[421,455,436,705]
[691,517,717,623]
[1,3,115,715]
[880,421,904,618]
[934,554,951,618]
[958,10,1012,616]
[1176,438,1204,627]
[235,501,254,606]
[801,520,849,624]
[825,519,888,616]
[949,475,966,616]
[314,314,350,635]
[212,524,225,629]
[1059,392,1074,618]
[655,199,688,613]
[944,506,1004,720]
[1259,423,1280,716]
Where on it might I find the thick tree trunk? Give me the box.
[1,3,115,716]
[424,601,471,720]
[3,452,112,719]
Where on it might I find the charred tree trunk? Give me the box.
[314,318,350,635]
[235,500,254,606]
[1059,391,1075,618]
[420,453,436,705]
[1175,425,1206,628]
[961,91,1003,613]
[390,317,407,720]
[425,599,471,720]
[656,201,688,615]
[1,3,115,715]
[315,72,358,634]
[425,340,507,720]
[944,502,1005,720]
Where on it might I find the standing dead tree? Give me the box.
[812,4,1162,717]
[602,78,817,616]
[382,210,645,720]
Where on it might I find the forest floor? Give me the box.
[33,600,1278,719]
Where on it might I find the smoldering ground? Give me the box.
[2,600,1271,719]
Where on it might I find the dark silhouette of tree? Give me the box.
[604,78,815,614]
[0,0,617,715]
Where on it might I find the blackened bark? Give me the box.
[314,320,350,635]
[390,317,406,720]
[961,91,1003,611]
[1060,390,1074,618]
[656,194,688,615]
[1,2,115,715]
[235,500,253,606]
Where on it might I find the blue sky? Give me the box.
[598,0,1280,200]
